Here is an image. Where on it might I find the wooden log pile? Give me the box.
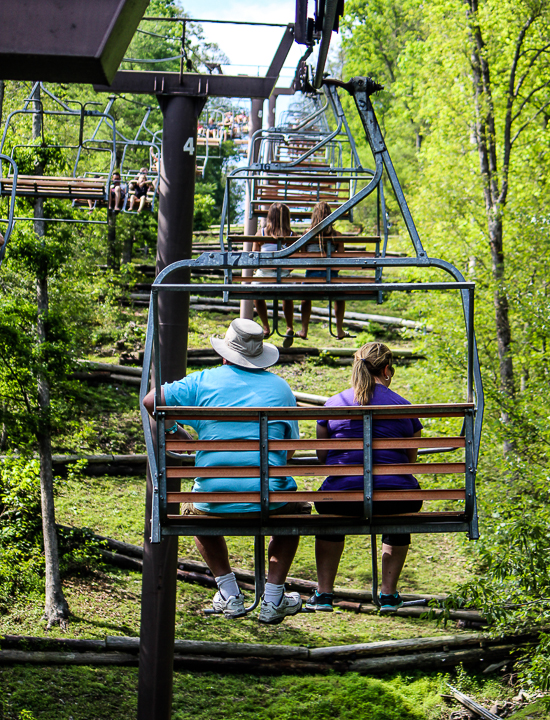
[0,631,534,674]
[127,292,430,336]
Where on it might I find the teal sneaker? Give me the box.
[305,591,334,612]
[379,592,403,611]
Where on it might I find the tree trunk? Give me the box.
[488,216,515,453]
[33,84,69,626]
[106,209,119,270]
[122,228,133,265]
[466,0,516,453]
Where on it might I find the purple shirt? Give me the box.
[317,385,423,491]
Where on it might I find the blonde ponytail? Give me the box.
[351,342,394,405]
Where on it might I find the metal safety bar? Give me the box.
[0,155,18,269]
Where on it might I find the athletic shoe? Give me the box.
[212,591,247,619]
[379,592,403,611]
[305,591,334,612]
[258,591,302,624]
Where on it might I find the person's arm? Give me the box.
[142,387,165,416]
[316,423,330,463]
[142,387,193,443]
[407,429,422,463]
[252,241,262,252]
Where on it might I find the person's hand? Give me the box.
[175,426,194,454]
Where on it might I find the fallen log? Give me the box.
[349,644,520,674]
[309,306,431,331]
[447,684,501,720]
[0,635,106,652]
[309,633,484,661]
[170,654,337,675]
[77,360,142,376]
[106,636,309,659]
[0,650,137,666]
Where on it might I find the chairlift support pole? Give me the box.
[241,98,264,320]
[137,93,206,720]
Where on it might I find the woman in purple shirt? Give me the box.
[307,342,423,612]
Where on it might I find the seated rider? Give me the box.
[252,203,295,347]
[307,342,423,612]
[128,168,150,213]
[298,201,348,341]
[142,319,310,624]
[108,171,125,211]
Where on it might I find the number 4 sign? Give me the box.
[183,137,194,155]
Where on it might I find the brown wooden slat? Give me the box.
[165,437,466,452]
[159,403,473,418]
[237,276,376,284]
[229,240,381,250]
[165,462,466,479]
[166,510,468,521]
[166,489,466,503]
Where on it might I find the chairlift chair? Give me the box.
[140,76,484,613]
[0,82,118,225]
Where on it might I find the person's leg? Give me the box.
[315,538,345,593]
[195,535,231,576]
[128,195,136,211]
[254,299,270,336]
[298,299,311,339]
[260,535,302,622]
[138,195,147,212]
[114,186,122,210]
[380,542,409,595]
[282,300,294,335]
[195,534,243,615]
[266,535,299,584]
[335,300,346,339]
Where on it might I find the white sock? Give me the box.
[215,572,239,600]
[264,582,285,605]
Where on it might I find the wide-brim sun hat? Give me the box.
[210,319,279,369]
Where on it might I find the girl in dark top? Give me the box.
[252,203,295,347]
[307,342,423,612]
[298,201,348,340]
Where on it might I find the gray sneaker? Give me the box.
[212,591,247,619]
[258,591,302,625]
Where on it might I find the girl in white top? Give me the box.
[252,203,295,347]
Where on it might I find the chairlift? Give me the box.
[216,85,388,337]
[0,82,118,225]
[140,75,484,612]
[82,95,162,214]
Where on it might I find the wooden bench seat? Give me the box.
[236,277,376,285]
[226,235,382,245]
[0,174,107,199]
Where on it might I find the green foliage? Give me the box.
[193,194,216,230]
[339,0,550,691]
[0,455,44,608]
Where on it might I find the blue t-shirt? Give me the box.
[163,364,299,513]
[317,385,423,492]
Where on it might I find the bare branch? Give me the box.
[501,15,535,205]
[512,79,550,122]
[510,99,550,146]
[514,42,550,97]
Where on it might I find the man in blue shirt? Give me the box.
[143,319,308,625]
